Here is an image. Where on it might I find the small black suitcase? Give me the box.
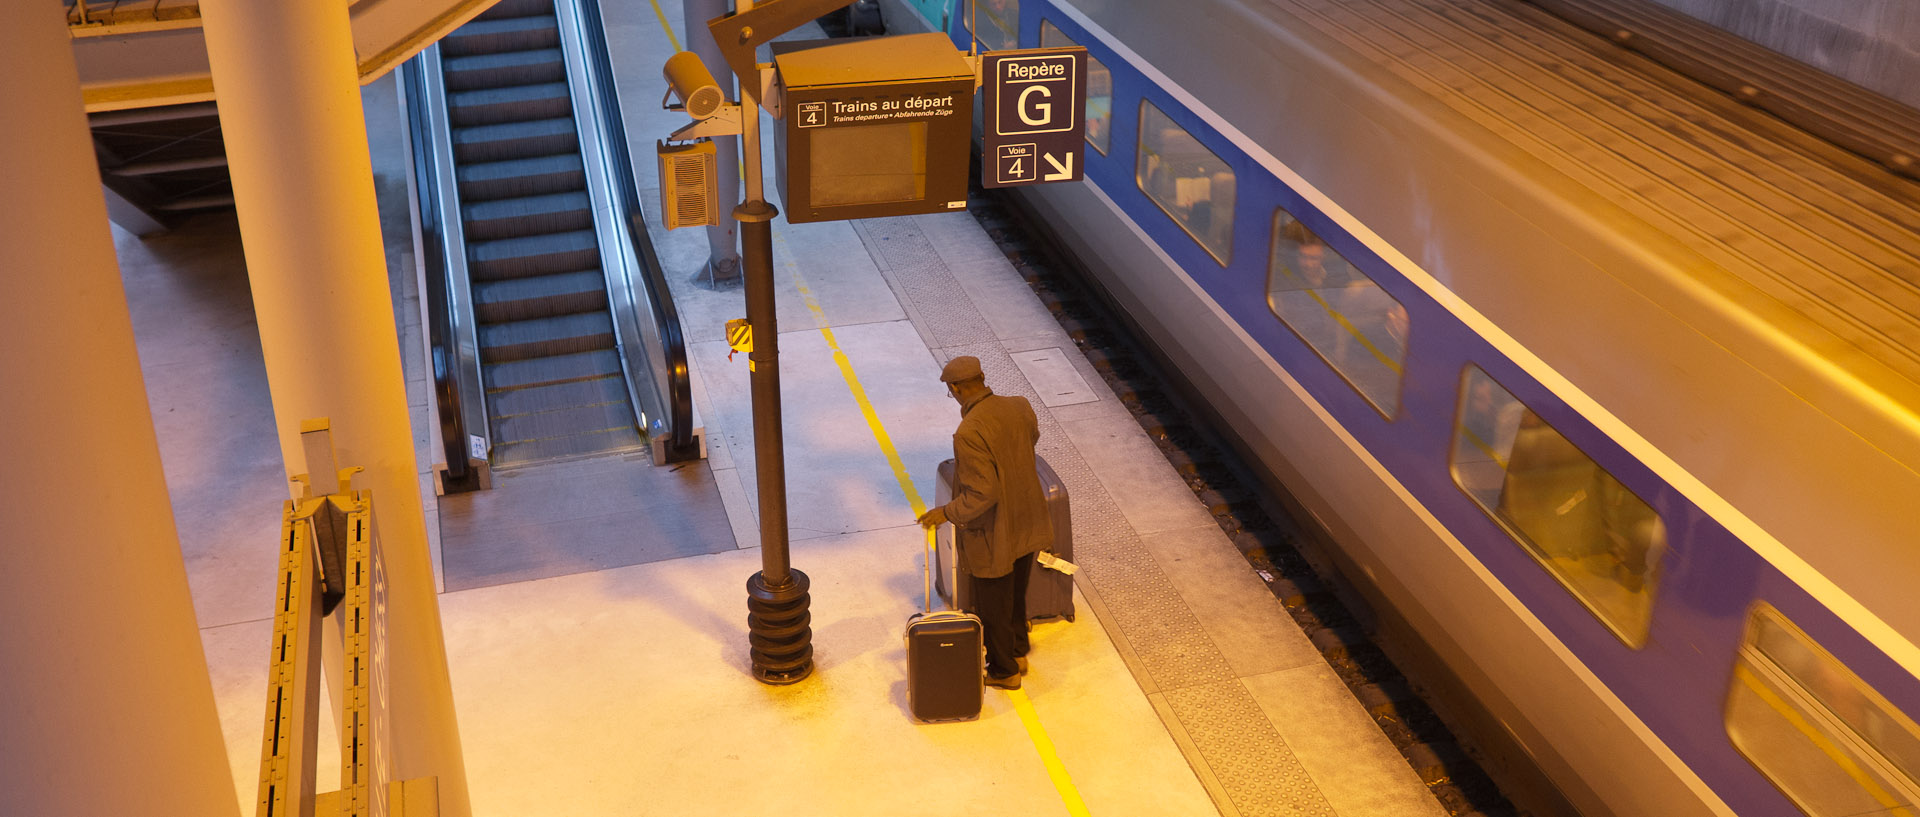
[905,526,982,723]
[933,455,1075,622]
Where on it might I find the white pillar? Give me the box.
[198,2,470,815]
[685,0,741,277]
[0,5,239,816]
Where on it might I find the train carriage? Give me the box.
[898,0,1920,814]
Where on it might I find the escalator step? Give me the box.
[476,0,556,22]
[463,190,592,241]
[478,311,615,362]
[469,229,599,280]
[485,348,623,391]
[444,48,566,92]
[453,117,578,165]
[491,399,638,446]
[441,16,559,57]
[474,269,608,323]
[486,375,630,421]
[456,153,585,202]
[448,82,573,128]
[491,427,645,467]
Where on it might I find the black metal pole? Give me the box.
[726,0,811,686]
[742,204,788,584]
[739,199,813,684]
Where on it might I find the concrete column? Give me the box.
[198,2,470,815]
[0,5,239,816]
[686,0,741,278]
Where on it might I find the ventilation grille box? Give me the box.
[657,140,718,229]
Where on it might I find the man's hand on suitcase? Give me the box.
[917,507,947,528]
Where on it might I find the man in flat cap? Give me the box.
[918,355,1053,689]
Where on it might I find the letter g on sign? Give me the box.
[1018,84,1053,127]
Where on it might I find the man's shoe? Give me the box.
[1016,656,1029,675]
[986,672,1022,690]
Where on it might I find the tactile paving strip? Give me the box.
[855,219,997,348]
[872,212,1336,817]
[1166,680,1338,817]
[928,341,1073,454]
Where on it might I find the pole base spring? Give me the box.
[747,569,814,684]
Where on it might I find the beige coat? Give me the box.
[943,390,1053,578]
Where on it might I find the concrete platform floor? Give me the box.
[112,6,1446,817]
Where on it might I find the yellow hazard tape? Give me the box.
[726,318,754,357]
[647,0,684,52]
[777,236,1090,815]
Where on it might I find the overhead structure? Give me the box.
[66,0,515,111]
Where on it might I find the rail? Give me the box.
[399,54,487,489]
[559,0,698,461]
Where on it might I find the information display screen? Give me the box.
[808,121,929,207]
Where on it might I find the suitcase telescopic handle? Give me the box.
[923,524,937,614]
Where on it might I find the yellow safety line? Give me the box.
[648,0,683,52]
[1010,687,1094,817]
[1459,425,1509,470]
[1274,261,1403,375]
[1733,663,1914,815]
[788,274,930,516]
[776,237,1090,815]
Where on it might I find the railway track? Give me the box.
[969,184,1527,817]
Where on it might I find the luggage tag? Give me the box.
[1037,551,1078,575]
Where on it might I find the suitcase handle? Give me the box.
[923,524,937,614]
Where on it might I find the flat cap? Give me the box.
[939,355,984,383]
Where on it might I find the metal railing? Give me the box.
[64,0,201,33]
[560,0,698,461]
[400,54,487,487]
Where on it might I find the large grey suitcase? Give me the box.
[934,455,1075,622]
[905,527,982,722]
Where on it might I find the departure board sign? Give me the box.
[982,47,1088,188]
[774,34,975,224]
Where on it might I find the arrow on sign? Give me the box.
[1043,152,1074,181]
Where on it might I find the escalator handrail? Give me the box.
[569,0,695,460]
[400,57,472,482]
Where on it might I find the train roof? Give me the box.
[1092,0,1920,432]
[1311,0,1920,397]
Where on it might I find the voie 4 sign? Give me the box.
[982,47,1088,189]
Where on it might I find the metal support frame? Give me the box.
[65,0,203,36]
[257,421,434,817]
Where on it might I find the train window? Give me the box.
[1449,366,1663,646]
[1038,20,1112,155]
[1267,209,1407,417]
[963,0,1019,52]
[1135,101,1235,264]
[1727,605,1920,816]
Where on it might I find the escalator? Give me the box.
[404,0,697,482]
